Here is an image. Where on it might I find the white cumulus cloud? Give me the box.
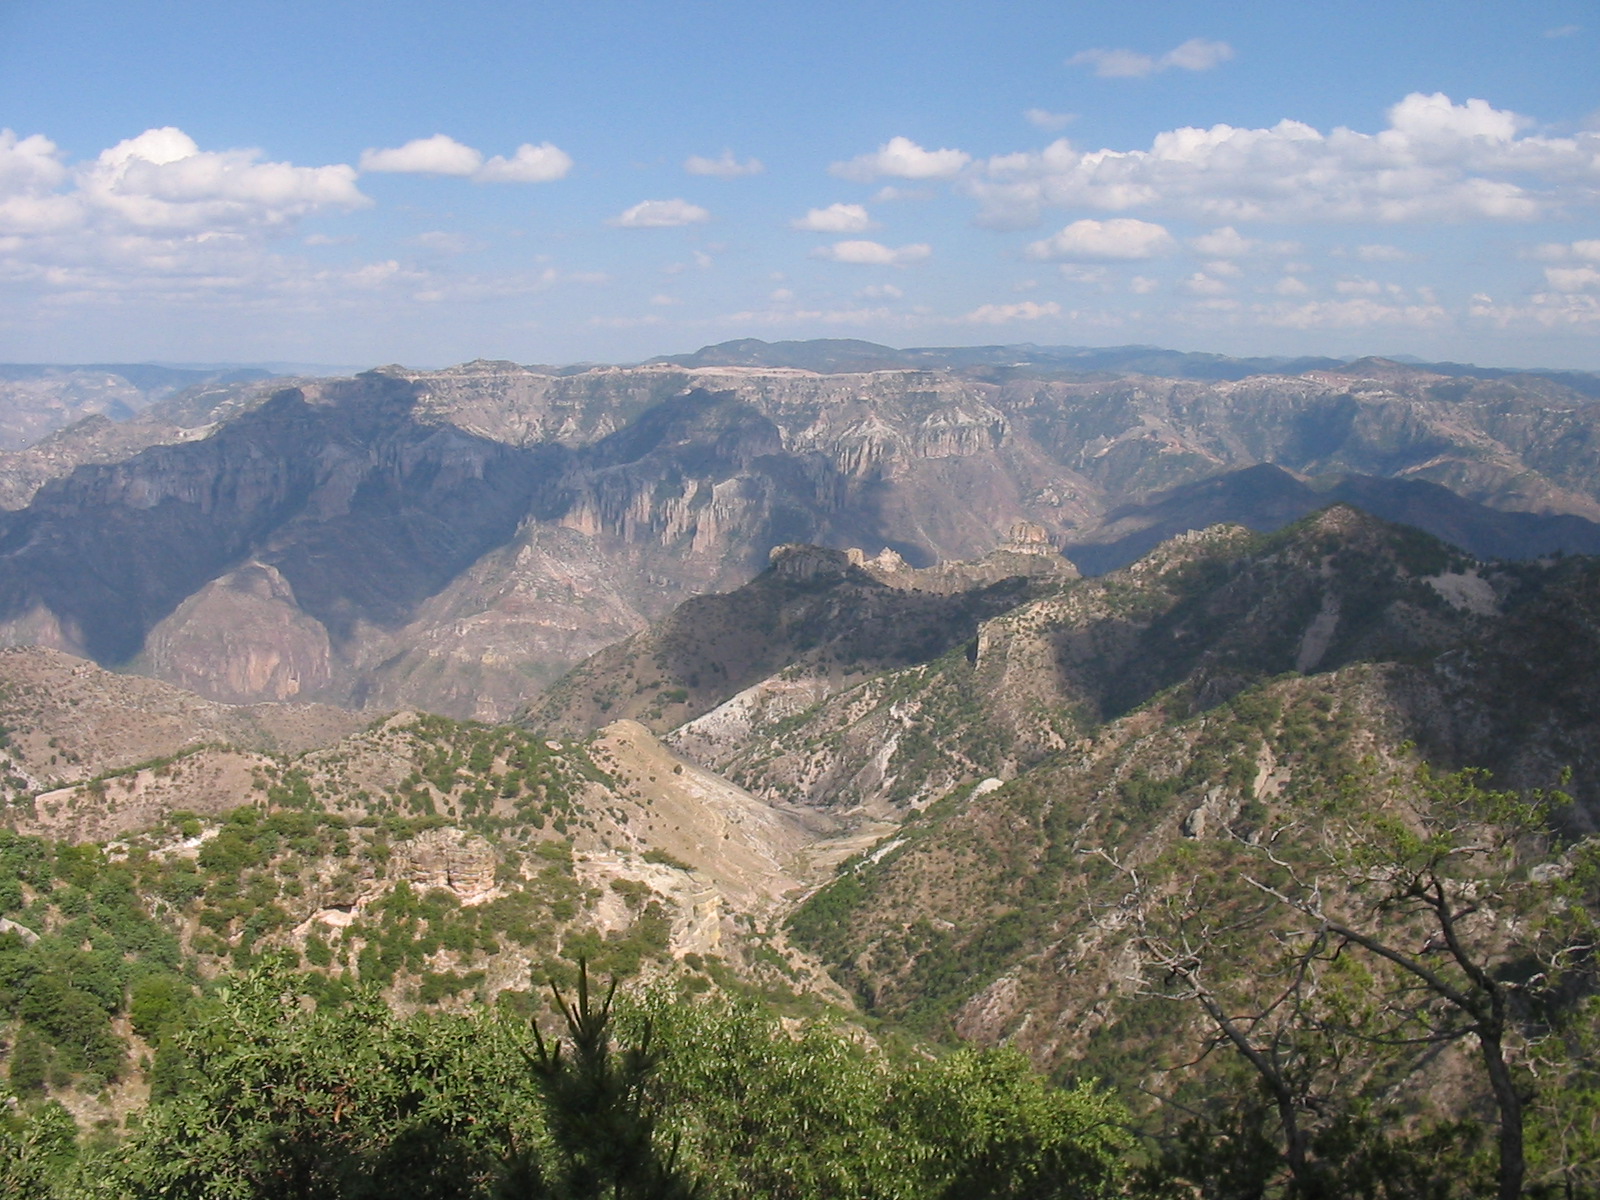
[360,135,482,176]
[72,127,367,232]
[0,126,391,321]
[1386,91,1522,144]
[1068,37,1234,79]
[611,199,712,228]
[830,136,970,182]
[0,130,77,235]
[476,142,573,183]
[791,203,874,233]
[1026,218,1175,261]
[0,130,69,193]
[361,135,571,183]
[812,239,931,266]
[1545,266,1600,292]
[962,300,1062,323]
[684,149,764,177]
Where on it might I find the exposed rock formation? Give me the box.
[526,538,1060,738]
[144,563,335,702]
[393,827,499,904]
[5,353,1600,718]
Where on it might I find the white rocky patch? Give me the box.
[1295,591,1341,673]
[1427,570,1497,615]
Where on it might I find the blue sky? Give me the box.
[1,1,1597,368]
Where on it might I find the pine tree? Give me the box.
[500,960,697,1200]
[7,1028,48,1096]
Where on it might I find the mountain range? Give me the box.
[2,500,1595,1124]
[4,342,1600,722]
[3,332,1599,1171]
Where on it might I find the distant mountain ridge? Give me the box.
[650,338,1600,393]
[0,363,276,452]
[0,363,271,391]
[5,349,1600,717]
[1064,462,1600,574]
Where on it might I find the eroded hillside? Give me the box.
[526,506,1600,1090]
[5,351,1600,719]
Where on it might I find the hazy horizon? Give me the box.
[4,335,1597,379]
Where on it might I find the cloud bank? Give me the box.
[970,93,1599,228]
[0,126,367,241]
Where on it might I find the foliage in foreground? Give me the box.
[2,751,1597,1198]
[2,963,1130,1200]
[1135,764,1600,1200]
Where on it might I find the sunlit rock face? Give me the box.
[3,354,1600,717]
[143,563,334,703]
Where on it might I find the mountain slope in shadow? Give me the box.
[1064,463,1600,574]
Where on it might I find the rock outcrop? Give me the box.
[393,828,499,904]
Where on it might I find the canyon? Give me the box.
[3,344,1600,721]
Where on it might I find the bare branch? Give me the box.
[1241,874,1483,1016]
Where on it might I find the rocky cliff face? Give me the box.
[143,562,336,702]
[526,539,1067,739]
[653,509,1600,834]
[4,354,1600,718]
